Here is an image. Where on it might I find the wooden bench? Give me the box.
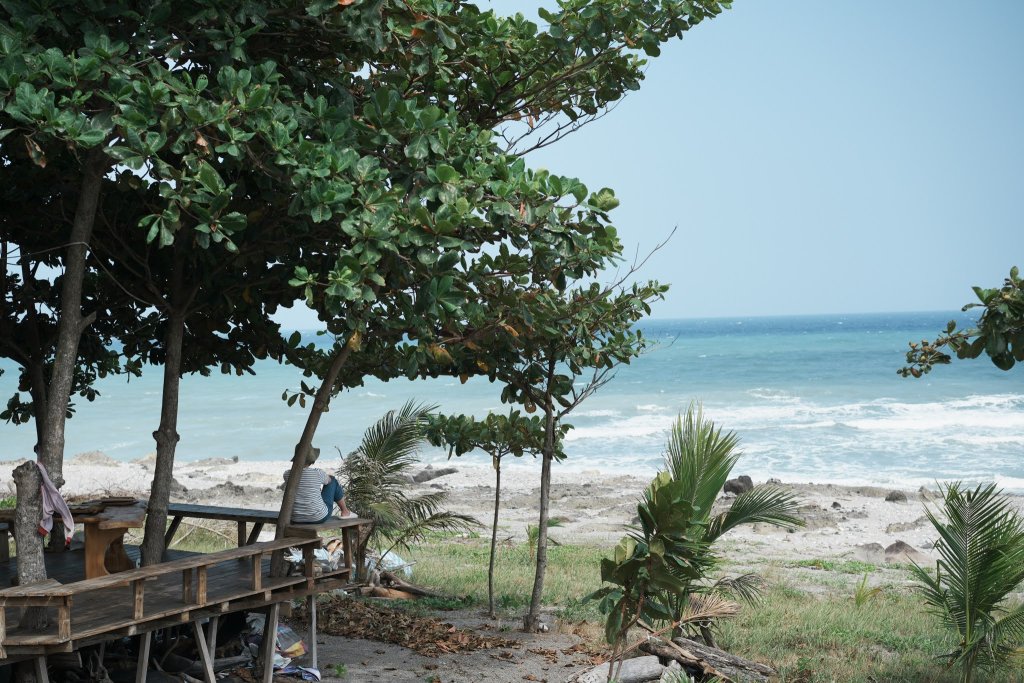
[165,503,369,579]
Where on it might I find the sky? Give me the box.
[291,0,1023,328]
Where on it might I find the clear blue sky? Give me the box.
[277,0,1024,328]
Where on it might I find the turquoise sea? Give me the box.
[1,311,1022,490]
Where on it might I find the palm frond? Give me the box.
[663,403,741,517]
[707,486,804,541]
[680,593,741,624]
[377,511,480,554]
[707,573,766,605]
[349,400,436,474]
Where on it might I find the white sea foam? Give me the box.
[576,409,622,418]
[565,414,673,442]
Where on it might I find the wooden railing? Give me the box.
[0,537,327,658]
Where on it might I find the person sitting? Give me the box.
[284,447,357,523]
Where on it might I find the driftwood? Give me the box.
[379,570,451,599]
[640,636,775,683]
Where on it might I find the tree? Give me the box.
[272,0,732,571]
[1,10,127,626]
[901,267,1024,377]
[461,224,668,630]
[427,410,558,618]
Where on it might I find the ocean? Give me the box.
[1,311,1022,491]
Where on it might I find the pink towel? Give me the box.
[36,462,74,547]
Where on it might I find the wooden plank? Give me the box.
[33,655,49,683]
[135,631,151,683]
[307,593,318,670]
[192,621,216,683]
[245,523,264,545]
[132,580,145,620]
[261,603,279,683]
[236,522,246,547]
[163,516,183,548]
[206,616,219,657]
[0,579,68,598]
[166,503,280,524]
[0,602,6,659]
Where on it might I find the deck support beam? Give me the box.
[260,602,280,683]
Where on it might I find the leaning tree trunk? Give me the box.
[14,149,105,622]
[488,455,503,619]
[140,310,186,565]
[525,368,557,632]
[272,340,355,577]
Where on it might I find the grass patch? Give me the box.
[404,538,1024,682]
[405,537,605,617]
[789,558,879,574]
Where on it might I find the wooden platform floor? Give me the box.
[1,546,349,658]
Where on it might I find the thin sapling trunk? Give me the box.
[488,455,502,618]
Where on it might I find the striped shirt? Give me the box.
[284,468,329,523]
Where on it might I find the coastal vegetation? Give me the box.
[590,406,802,679]
[0,0,728,638]
[909,483,1024,683]
[902,266,1024,376]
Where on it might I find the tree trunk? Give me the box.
[639,637,776,683]
[12,463,46,627]
[272,341,354,577]
[13,148,105,613]
[140,311,185,566]
[488,456,502,619]
[524,369,557,632]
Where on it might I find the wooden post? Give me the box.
[307,593,318,670]
[132,579,145,620]
[237,521,246,548]
[342,527,354,580]
[182,567,194,603]
[33,655,49,683]
[206,616,219,658]
[196,566,208,606]
[192,621,216,683]
[250,554,263,590]
[261,602,280,683]
[135,631,151,683]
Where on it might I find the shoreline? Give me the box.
[4,454,1021,569]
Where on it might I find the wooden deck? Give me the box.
[0,541,351,660]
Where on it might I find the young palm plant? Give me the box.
[337,401,479,576]
[591,403,802,678]
[910,482,1024,683]
[656,403,803,640]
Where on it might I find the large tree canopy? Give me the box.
[1,0,729,624]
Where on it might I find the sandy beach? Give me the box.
[3,451,1007,569]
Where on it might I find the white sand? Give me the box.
[4,453,1014,571]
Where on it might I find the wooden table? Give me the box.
[77,502,146,579]
[0,500,147,580]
